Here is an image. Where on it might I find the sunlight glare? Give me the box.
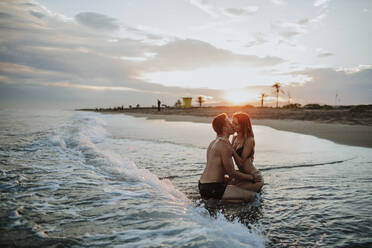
[224,89,258,105]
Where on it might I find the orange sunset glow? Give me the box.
[224,89,258,105]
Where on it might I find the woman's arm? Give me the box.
[232,138,255,168]
[221,147,255,182]
[228,138,244,169]
[232,149,244,169]
[241,138,254,161]
[231,135,237,149]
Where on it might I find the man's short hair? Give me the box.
[212,113,227,135]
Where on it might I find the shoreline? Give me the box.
[122,112,372,148]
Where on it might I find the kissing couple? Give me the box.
[199,112,264,202]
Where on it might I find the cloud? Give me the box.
[42,81,146,93]
[312,0,331,24]
[314,0,331,7]
[271,0,285,5]
[0,0,369,109]
[287,66,372,105]
[316,48,334,57]
[1,0,262,108]
[75,12,120,31]
[222,6,259,16]
[185,0,218,17]
[271,21,307,39]
[138,39,284,72]
[0,12,12,19]
[297,18,309,25]
[19,2,38,7]
[245,33,268,48]
[0,2,153,89]
[309,13,327,24]
[29,10,45,19]
[336,65,372,74]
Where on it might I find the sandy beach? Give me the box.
[109,110,372,148]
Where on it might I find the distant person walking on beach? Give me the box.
[157,99,161,111]
[231,112,263,192]
[199,113,256,202]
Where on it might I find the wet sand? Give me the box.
[125,113,372,148]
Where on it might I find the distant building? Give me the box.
[182,97,192,108]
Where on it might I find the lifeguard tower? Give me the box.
[182,97,192,108]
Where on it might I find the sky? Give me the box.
[0,0,371,109]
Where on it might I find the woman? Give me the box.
[230,112,264,193]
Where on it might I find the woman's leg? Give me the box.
[235,181,263,193]
[221,185,255,202]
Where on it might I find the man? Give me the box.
[199,113,256,202]
[157,99,161,111]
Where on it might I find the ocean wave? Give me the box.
[69,112,266,247]
[48,135,67,149]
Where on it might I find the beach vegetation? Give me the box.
[349,104,372,112]
[197,96,205,108]
[285,90,292,104]
[174,99,182,108]
[303,104,333,109]
[283,103,301,109]
[244,104,255,108]
[260,93,267,107]
[272,82,283,108]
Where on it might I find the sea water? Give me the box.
[0,110,371,247]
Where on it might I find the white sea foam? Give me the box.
[190,209,266,247]
[78,115,109,143]
[48,135,66,149]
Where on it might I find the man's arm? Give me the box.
[220,144,255,182]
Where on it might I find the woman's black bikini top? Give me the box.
[236,143,254,158]
[236,145,244,156]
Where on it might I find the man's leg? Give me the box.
[221,185,255,202]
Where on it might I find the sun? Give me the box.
[224,89,258,105]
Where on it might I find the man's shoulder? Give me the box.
[215,139,232,153]
[209,139,225,149]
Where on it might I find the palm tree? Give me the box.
[197,96,205,107]
[286,90,291,104]
[260,93,267,107]
[272,82,282,108]
[174,99,182,108]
